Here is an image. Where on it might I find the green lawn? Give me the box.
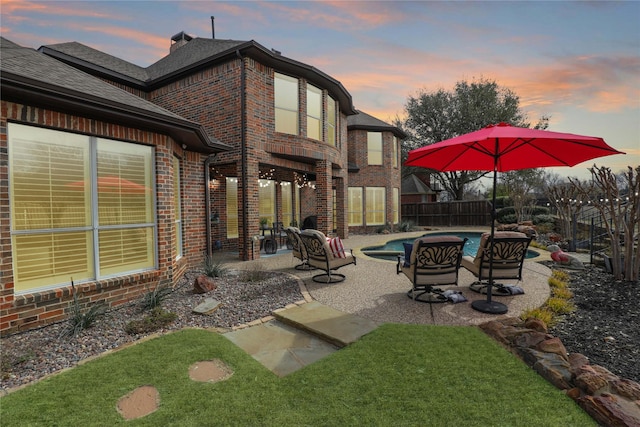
[0,325,595,426]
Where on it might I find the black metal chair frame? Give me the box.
[397,237,467,303]
[284,227,313,270]
[463,235,531,295]
[299,230,356,283]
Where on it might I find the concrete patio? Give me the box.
[219,229,555,376]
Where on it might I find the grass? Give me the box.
[0,326,595,426]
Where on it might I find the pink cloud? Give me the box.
[2,0,117,19]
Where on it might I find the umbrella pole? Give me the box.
[471,145,508,314]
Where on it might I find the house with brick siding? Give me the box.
[0,30,404,334]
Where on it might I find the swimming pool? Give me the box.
[361,231,539,261]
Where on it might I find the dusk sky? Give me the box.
[2,0,638,180]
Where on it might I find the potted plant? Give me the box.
[259,217,269,230]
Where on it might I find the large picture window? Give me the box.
[393,187,399,224]
[9,123,156,293]
[366,187,385,225]
[275,72,299,135]
[307,84,322,141]
[327,96,336,147]
[348,187,363,226]
[367,132,383,165]
[281,181,293,227]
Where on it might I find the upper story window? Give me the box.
[275,72,299,135]
[367,132,383,165]
[307,84,322,141]
[392,136,398,168]
[327,96,336,147]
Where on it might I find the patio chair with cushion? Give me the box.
[461,231,532,296]
[397,235,467,303]
[284,226,313,270]
[299,229,356,283]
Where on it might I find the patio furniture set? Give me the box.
[283,227,531,306]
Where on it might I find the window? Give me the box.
[393,136,398,168]
[9,123,156,293]
[307,84,322,141]
[281,181,293,227]
[366,187,385,225]
[275,73,299,135]
[173,156,182,259]
[327,96,336,146]
[348,187,363,226]
[367,132,383,165]
[259,179,276,226]
[226,178,238,238]
[393,187,399,224]
[332,188,337,232]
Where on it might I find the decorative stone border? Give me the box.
[480,317,640,427]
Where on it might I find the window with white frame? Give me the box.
[367,132,383,165]
[259,179,276,226]
[226,177,238,238]
[307,84,322,141]
[393,136,398,168]
[281,181,293,227]
[275,73,299,135]
[348,187,363,226]
[366,187,385,225]
[9,123,156,293]
[393,187,399,224]
[327,95,336,146]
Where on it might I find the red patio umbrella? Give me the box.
[405,122,624,314]
[66,176,149,194]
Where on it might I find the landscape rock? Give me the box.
[193,274,217,294]
[482,317,640,427]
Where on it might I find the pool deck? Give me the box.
[222,228,554,327]
[219,228,557,375]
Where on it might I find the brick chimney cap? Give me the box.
[171,31,193,43]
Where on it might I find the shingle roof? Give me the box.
[347,110,407,138]
[2,38,182,118]
[1,37,229,153]
[402,174,436,195]
[40,35,358,115]
[39,41,150,82]
[147,38,247,80]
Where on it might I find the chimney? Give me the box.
[211,16,215,39]
[170,31,193,53]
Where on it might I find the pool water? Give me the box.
[362,231,539,261]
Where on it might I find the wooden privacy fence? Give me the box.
[401,201,492,227]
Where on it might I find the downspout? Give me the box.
[236,49,249,260]
[205,153,217,258]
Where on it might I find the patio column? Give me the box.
[315,159,332,235]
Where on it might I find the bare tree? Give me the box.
[570,165,639,281]
[546,179,589,250]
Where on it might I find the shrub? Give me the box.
[398,221,415,232]
[551,270,571,282]
[545,297,575,315]
[534,222,555,234]
[496,207,515,223]
[532,214,554,225]
[125,307,177,335]
[552,287,574,300]
[141,285,174,311]
[60,280,107,338]
[203,254,228,278]
[521,308,556,327]
[240,263,270,282]
[530,206,550,216]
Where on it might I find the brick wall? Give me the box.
[0,101,201,335]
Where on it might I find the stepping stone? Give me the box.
[117,385,159,420]
[193,298,222,315]
[188,359,233,382]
